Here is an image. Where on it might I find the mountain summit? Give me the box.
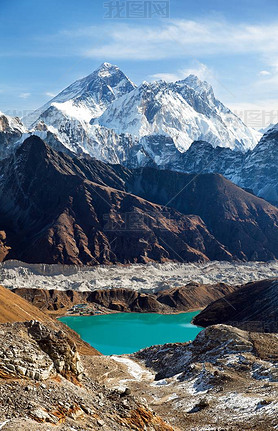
[24,62,136,128]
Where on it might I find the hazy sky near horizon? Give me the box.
[1,0,278,127]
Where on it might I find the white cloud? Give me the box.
[80,19,278,61]
[3,19,278,64]
[45,91,56,97]
[19,92,31,99]
[254,66,278,91]
[259,70,271,76]
[150,63,213,83]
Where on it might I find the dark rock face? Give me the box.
[240,127,278,205]
[193,279,278,333]
[0,114,26,159]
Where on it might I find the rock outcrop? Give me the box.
[0,319,84,383]
[0,231,9,262]
[0,319,174,431]
[0,320,82,382]
[27,320,83,381]
[0,322,55,381]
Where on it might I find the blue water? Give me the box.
[60,311,201,355]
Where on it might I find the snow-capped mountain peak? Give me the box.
[0,111,27,134]
[23,63,136,127]
[179,74,214,96]
[94,74,259,152]
[20,63,261,164]
[0,112,29,159]
[95,61,122,78]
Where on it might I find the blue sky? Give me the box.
[1,0,278,127]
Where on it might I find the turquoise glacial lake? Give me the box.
[60,311,201,355]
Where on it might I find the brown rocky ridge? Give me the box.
[0,284,98,355]
[12,282,238,315]
[193,278,278,333]
[126,167,278,261]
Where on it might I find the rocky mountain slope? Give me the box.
[0,284,98,355]
[1,106,276,207]
[240,125,278,205]
[1,135,278,265]
[0,284,53,324]
[193,278,278,332]
[126,167,278,261]
[0,112,28,159]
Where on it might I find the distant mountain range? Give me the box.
[0,62,277,212]
[0,135,278,265]
[1,63,277,207]
[22,62,259,155]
